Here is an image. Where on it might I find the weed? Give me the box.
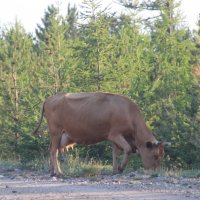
[0,159,20,170]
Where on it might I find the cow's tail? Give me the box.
[32,103,45,136]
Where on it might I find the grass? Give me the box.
[0,157,50,173]
[21,157,50,172]
[1,155,200,178]
[0,152,112,177]
[135,167,200,178]
[61,153,112,177]
[161,168,200,178]
[0,159,21,170]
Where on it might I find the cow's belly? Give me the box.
[63,116,111,145]
[75,138,105,145]
[68,131,107,145]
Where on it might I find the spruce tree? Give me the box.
[0,21,37,159]
[35,5,67,94]
[146,0,199,168]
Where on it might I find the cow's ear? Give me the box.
[146,141,153,149]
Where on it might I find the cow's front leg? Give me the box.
[109,134,132,173]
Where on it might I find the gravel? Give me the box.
[0,169,199,200]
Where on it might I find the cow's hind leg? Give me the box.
[112,142,122,174]
[109,134,132,173]
[50,134,63,177]
[49,141,54,175]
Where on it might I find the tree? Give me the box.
[64,4,79,39]
[145,1,199,168]
[192,14,200,77]
[35,5,68,94]
[72,0,116,92]
[0,21,39,159]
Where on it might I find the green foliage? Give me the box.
[0,0,199,171]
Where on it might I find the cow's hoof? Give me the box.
[50,173,57,177]
[50,174,56,178]
[57,174,65,178]
[50,172,64,178]
[112,170,119,175]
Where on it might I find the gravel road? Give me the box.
[0,168,199,200]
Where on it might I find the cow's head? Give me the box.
[138,141,165,170]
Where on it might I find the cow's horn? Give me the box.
[163,142,172,146]
[154,140,161,145]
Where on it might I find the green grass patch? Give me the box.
[61,153,112,177]
[1,155,199,179]
[0,159,21,170]
[162,168,200,178]
[20,157,50,172]
[0,157,50,173]
[180,169,200,178]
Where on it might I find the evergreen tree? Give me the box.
[0,21,38,159]
[35,5,67,94]
[192,14,200,73]
[64,4,79,39]
[145,0,199,168]
[73,0,116,92]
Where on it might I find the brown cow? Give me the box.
[33,92,165,176]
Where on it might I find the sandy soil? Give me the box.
[0,168,199,200]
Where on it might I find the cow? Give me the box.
[33,92,165,176]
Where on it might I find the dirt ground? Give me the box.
[0,168,200,200]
